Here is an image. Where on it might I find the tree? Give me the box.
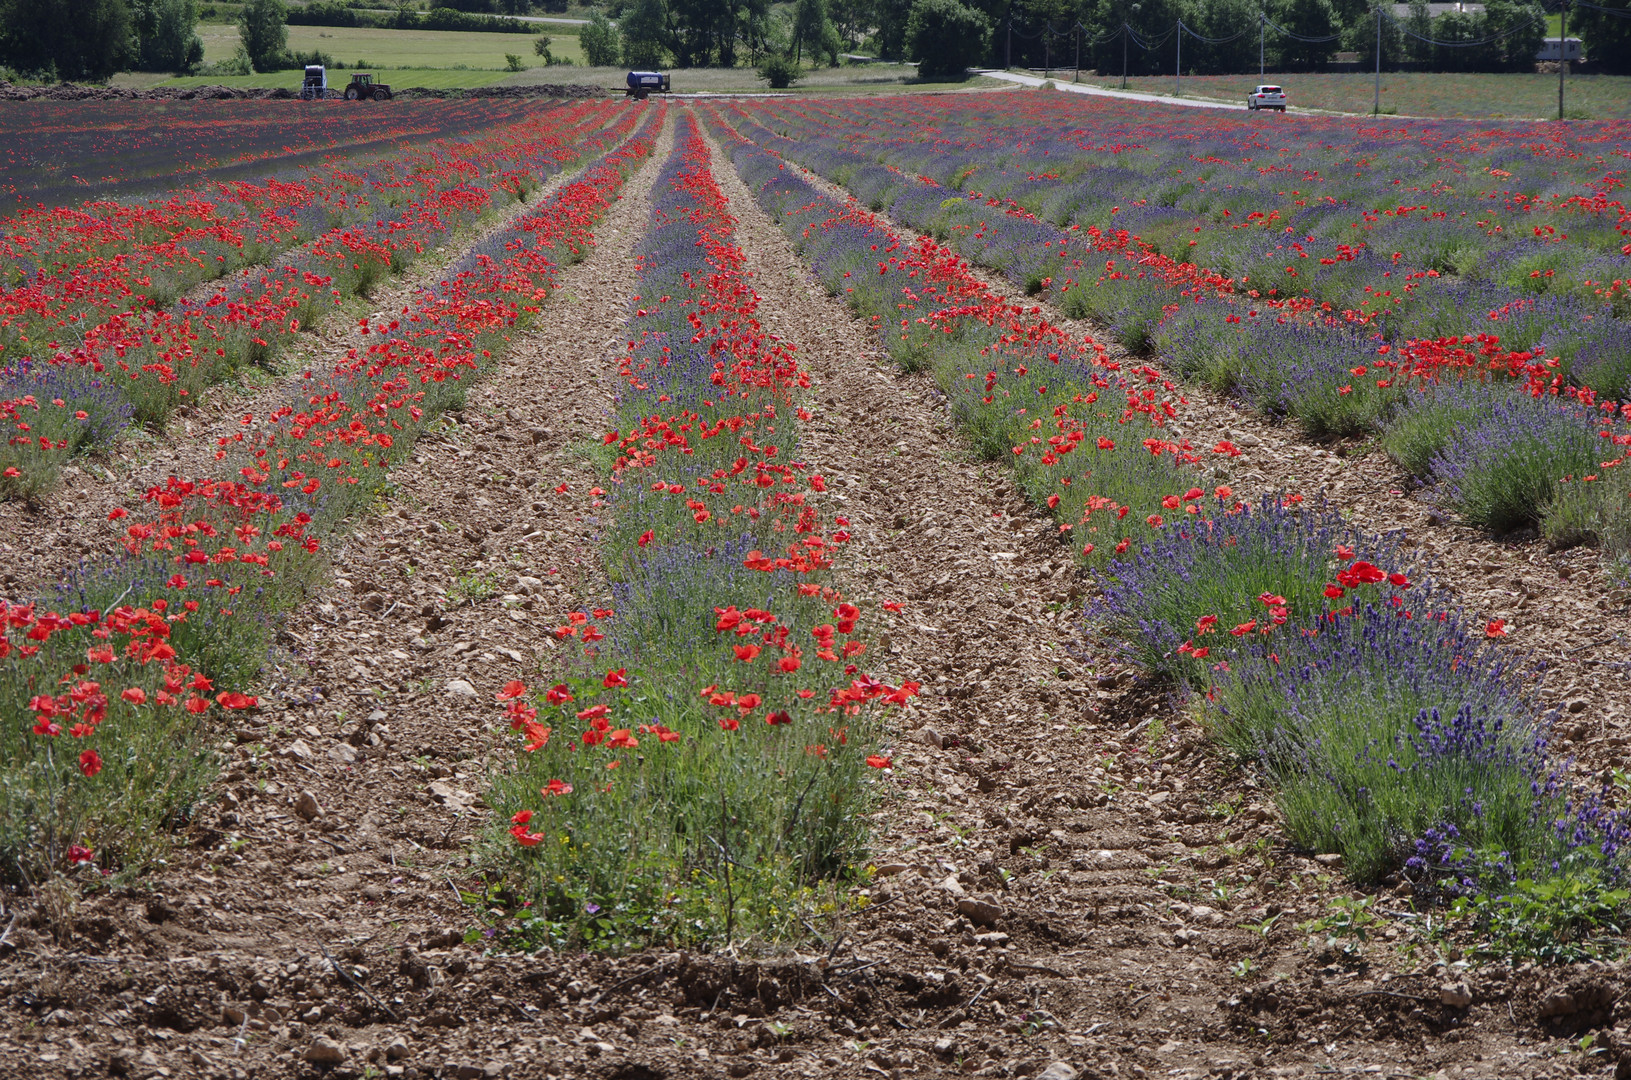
[1403,0,1431,63]
[792,0,828,62]
[0,0,131,80]
[905,0,991,77]
[237,0,290,72]
[873,0,910,58]
[580,10,623,65]
[1576,0,1631,73]
[1485,0,1544,72]
[829,0,872,51]
[132,0,204,73]
[1188,0,1258,73]
[620,0,671,66]
[1343,0,1402,70]
[1271,0,1338,69]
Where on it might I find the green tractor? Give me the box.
[343,73,392,101]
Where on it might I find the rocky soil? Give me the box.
[1,105,1629,1080]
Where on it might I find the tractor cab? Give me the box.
[344,72,392,101]
[300,64,326,100]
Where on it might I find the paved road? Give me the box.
[976,69,1248,110]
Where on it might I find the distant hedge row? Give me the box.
[285,2,539,33]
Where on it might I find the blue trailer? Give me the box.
[625,70,671,98]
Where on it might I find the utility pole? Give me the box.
[1558,0,1568,120]
[1124,5,1140,90]
[1373,5,1382,115]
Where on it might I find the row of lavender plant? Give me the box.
[480,113,908,949]
[709,109,1630,918]
[720,101,1631,560]
[0,103,621,502]
[0,113,659,887]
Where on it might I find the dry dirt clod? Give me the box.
[1439,981,1473,1008]
[303,1036,346,1064]
[293,790,322,821]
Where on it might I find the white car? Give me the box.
[1247,85,1287,112]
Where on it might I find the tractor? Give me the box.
[343,73,392,101]
[624,70,671,99]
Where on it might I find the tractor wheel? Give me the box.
[344,86,359,100]
[376,87,391,100]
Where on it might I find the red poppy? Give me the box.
[523,722,552,752]
[865,754,892,769]
[1486,619,1507,638]
[497,680,527,701]
[734,644,762,662]
[120,687,147,705]
[543,779,573,796]
[79,749,102,777]
[766,710,792,726]
[603,668,629,689]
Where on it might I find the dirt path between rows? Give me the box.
[1,116,619,603]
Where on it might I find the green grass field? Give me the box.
[133,23,1004,95]
[1082,71,1631,120]
[193,22,585,71]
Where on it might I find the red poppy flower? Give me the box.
[603,668,628,689]
[79,749,102,778]
[865,754,892,769]
[523,722,552,752]
[543,779,573,796]
[121,687,147,705]
[497,680,527,701]
[1485,619,1507,638]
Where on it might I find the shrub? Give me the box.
[1092,496,1409,684]
[758,53,803,89]
[1428,390,1604,533]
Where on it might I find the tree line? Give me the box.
[2,0,1625,84]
